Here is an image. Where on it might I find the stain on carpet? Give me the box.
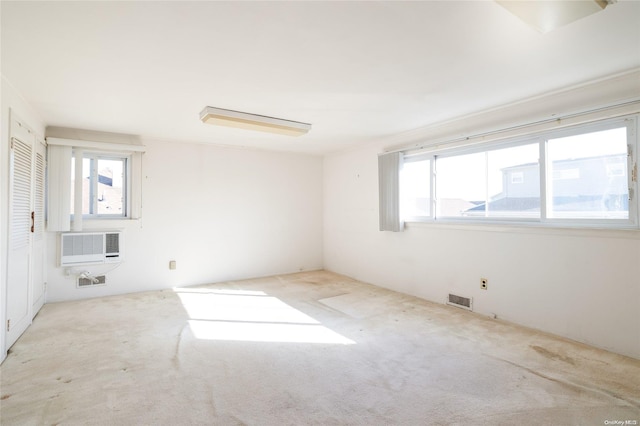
[318,293,387,319]
[530,345,576,365]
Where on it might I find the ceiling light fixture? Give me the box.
[496,0,616,33]
[199,106,312,137]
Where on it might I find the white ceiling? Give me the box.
[2,1,639,155]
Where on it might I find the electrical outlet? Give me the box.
[169,260,177,270]
[481,278,488,290]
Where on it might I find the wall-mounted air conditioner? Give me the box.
[60,232,122,266]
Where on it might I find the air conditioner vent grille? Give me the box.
[447,293,473,311]
[105,233,119,254]
[63,234,103,257]
[60,232,122,266]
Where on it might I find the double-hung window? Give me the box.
[395,115,637,228]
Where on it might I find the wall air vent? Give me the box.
[447,293,473,311]
[78,275,106,288]
[60,232,122,266]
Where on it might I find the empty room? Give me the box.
[1,1,640,425]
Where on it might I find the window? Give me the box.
[47,137,144,232]
[395,116,637,228]
[511,172,524,184]
[400,156,431,220]
[546,126,629,220]
[436,151,486,217]
[435,143,541,219]
[71,152,128,218]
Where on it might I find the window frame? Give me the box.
[539,119,635,227]
[400,153,434,222]
[71,150,131,220]
[435,137,543,222]
[398,115,638,229]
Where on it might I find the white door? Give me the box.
[6,116,44,349]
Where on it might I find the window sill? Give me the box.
[48,217,141,233]
[404,219,640,240]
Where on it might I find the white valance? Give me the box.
[46,137,146,153]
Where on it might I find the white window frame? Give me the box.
[540,118,636,227]
[397,115,638,229]
[400,153,434,222]
[71,150,130,220]
[46,136,144,232]
[433,136,543,222]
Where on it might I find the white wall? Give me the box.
[1,75,46,362]
[323,73,640,360]
[45,139,323,301]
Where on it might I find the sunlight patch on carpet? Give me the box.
[188,320,355,344]
[174,287,355,345]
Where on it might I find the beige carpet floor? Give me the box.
[1,271,639,425]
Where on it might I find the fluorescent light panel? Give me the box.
[496,0,614,33]
[200,106,311,137]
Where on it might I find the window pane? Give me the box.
[70,155,126,217]
[485,144,540,218]
[436,144,540,219]
[436,152,485,217]
[96,158,125,215]
[400,158,430,218]
[547,127,628,219]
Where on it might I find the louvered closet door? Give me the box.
[31,139,47,314]
[6,134,34,348]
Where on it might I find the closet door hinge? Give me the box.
[6,319,10,332]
